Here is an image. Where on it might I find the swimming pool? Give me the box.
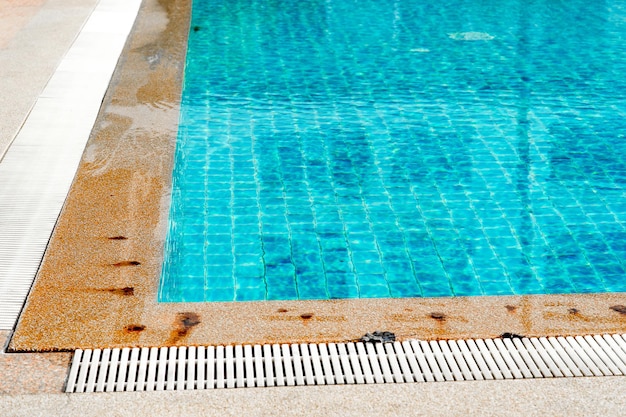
[160,0,626,302]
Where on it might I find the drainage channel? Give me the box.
[66,333,626,392]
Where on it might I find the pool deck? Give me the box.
[2,0,626,415]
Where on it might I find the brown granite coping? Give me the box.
[9,0,626,352]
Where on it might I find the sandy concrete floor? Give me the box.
[0,0,99,159]
[0,331,70,395]
[8,0,626,353]
[2,377,626,417]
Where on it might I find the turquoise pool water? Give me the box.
[160,0,626,302]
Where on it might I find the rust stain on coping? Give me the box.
[167,312,201,344]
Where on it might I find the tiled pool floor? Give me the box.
[6,0,626,353]
[162,0,626,303]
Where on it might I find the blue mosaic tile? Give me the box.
[603,276,626,292]
[419,283,454,298]
[328,285,360,299]
[479,281,514,296]
[235,287,266,302]
[298,287,330,300]
[452,282,485,297]
[179,287,206,303]
[160,0,626,302]
[266,284,298,301]
[205,288,236,303]
[359,285,391,298]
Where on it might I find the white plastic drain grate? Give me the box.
[66,334,626,392]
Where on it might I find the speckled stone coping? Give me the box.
[9,0,626,352]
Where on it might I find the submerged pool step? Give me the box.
[65,333,626,392]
